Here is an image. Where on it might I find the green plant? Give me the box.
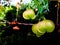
[0,5,15,38]
[0,0,55,38]
[25,0,49,20]
[23,9,36,20]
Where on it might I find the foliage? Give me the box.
[0,5,15,39]
[20,0,49,21]
[0,0,53,44]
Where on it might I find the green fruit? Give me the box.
[43,20,55,33]
[32,24,45,37]
[32,24,38,34]
[37,20,55,33]
[23,9,36,20]
[36,32,44,37]
[32,20,55,37]
[37,21,46,33]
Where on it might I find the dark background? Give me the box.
[1,1,60,45]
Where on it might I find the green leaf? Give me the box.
[0,12,5,20]
[4,6,13,13]
[0,32,2,35]
[33,0,49,14]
